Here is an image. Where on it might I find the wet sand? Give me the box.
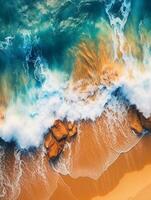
[1,114,150,200]
[51,135,151,200]
[2,114,150,200]
[92,164,151,200]
[16,113,151,200]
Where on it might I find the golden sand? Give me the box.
[12,107,150,200]
[16,128,151,200]
[50,135,151,200]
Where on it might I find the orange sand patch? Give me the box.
[51,135,151,200]
[92,164,151,200]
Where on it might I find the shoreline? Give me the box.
[51,135,151,200]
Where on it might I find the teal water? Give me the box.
[0,2,151,199]
[0,0,151,148]
[0,0,150,90]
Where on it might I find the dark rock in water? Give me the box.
[128,108,143,135]
[44,120,77,160]
[128,107,151,135]
[51,120,68,141]
[44,133,65,160]
[139,115,151,131]
[47,139,65,160]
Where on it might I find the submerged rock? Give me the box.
[128,107,151,135]
[44,107,151,160]
[128,108,143,135]
[139,115,151,131]
[44,133,66,160]
[47,139,65,160]
[51,120,68,141]
[44,120,77,160]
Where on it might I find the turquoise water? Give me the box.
[0,0,151,148]
[1,2,151,200]
[0,0,150,88]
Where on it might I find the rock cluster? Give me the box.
[139,115,151,131]
[128,107,151,135]
[44,120,77,160]
[128,108,144,134]
[44,107,151,160]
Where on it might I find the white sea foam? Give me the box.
[0,54,151,149]
[0,0,151,149]
[105,0,131,59]
[0,69,119,148]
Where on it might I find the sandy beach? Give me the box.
[51,135,151,200]
[12,114,151,200]
[1,1,151,200]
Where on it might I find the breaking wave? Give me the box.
[0,0,150,148]
[0,1,151,198]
